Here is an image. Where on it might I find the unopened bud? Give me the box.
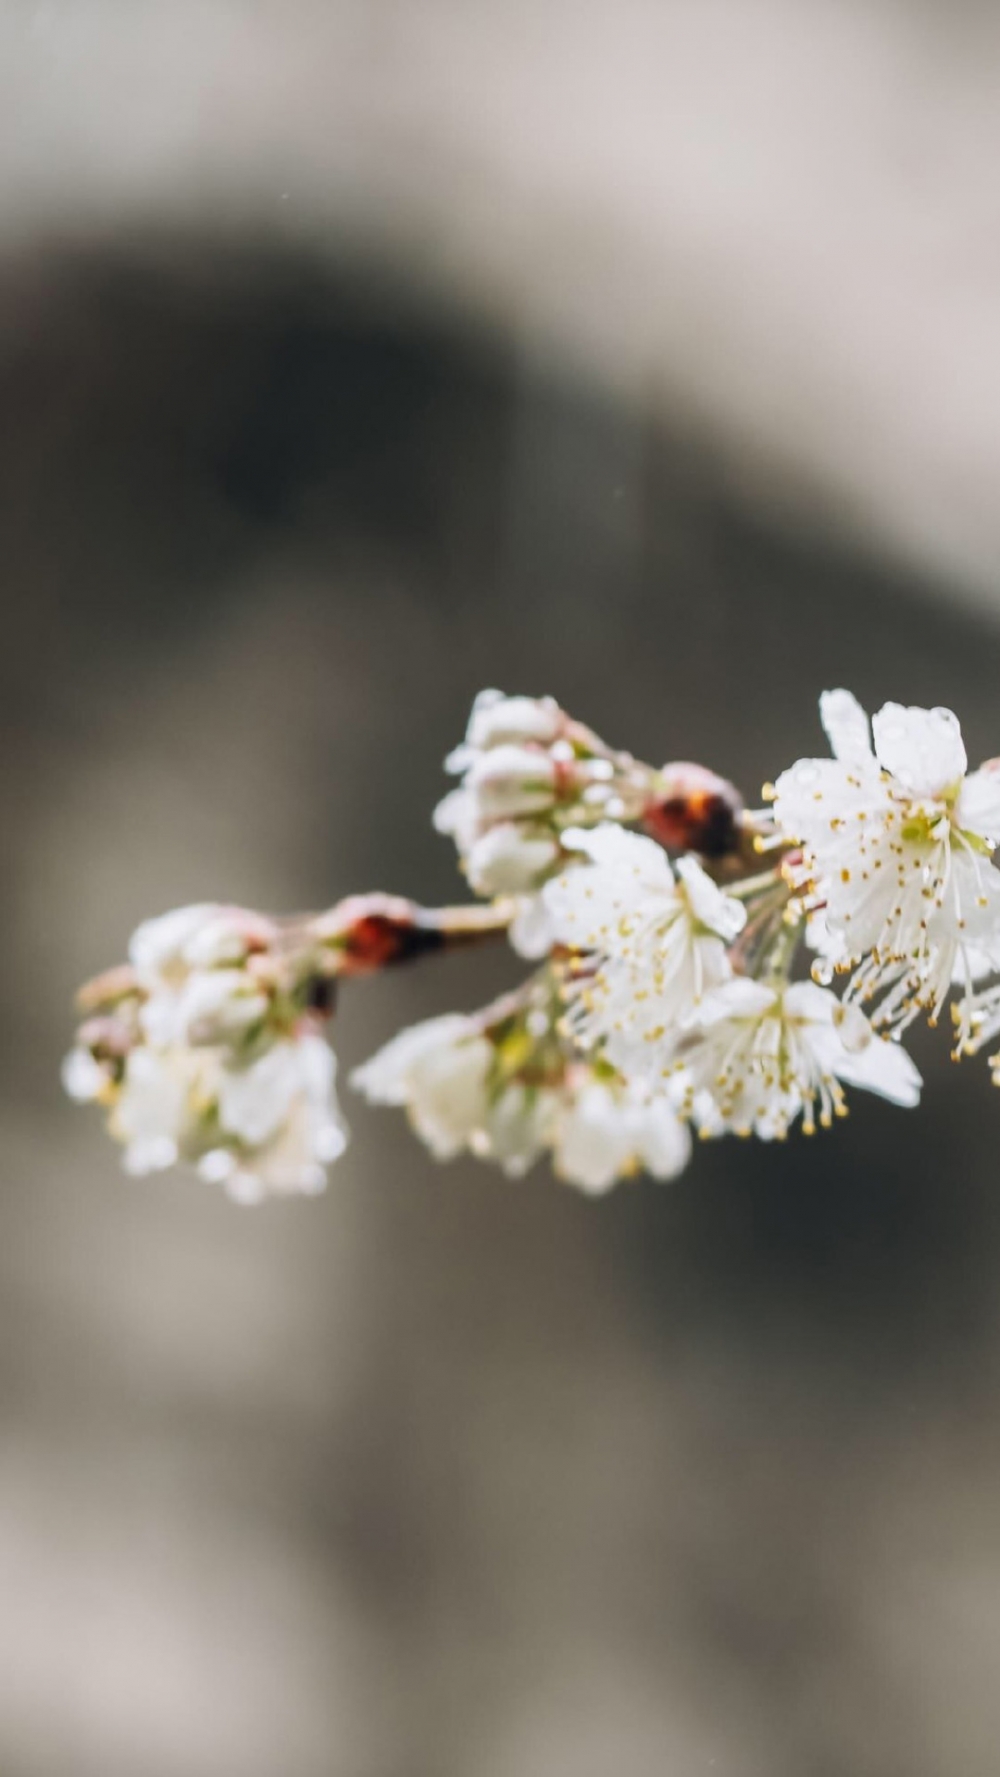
[466,745,559,820]
[463,690,563,755]
[465,823,561,895]
[643,763,743,858]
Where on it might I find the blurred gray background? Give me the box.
[4,5,1000,1774]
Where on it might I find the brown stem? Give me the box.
[76,895,518,1011]
[317,893,517,978]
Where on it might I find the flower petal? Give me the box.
[675,854,746,941]
[956,761,1000,845]
[832,1036,922,1108]
[692,978,777,1028]
[509,893,556,958]
[871,702,967,797]
[562,822,674,882]
[819,689,873,764]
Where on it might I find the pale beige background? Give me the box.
[2,8,1000,1775]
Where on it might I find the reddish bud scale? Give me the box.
[553,757,580,799]
[335,914,445,978]
[643,764,743,859]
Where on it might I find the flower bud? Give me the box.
[643,763,743,858]
[448,690,563,767]
[100,1033,348,1200]
[61,1046,114,1104]
[466,691,562,750]
[435,690,659,917]
[139,968,270,1047]
[465,745,559,820]
[352,1013,494,1160]
[352,985,692,1191]
[66,901,350,1200]
[129,904,275,990]
[465,823,561,895]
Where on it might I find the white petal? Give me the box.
[137,990,186,1048]
[128,904,217,986]
[783,979,843,1026]
[218,1043,302,1146]
[432,786,477,844]
[123,1134,180,1175]
[956,761,1000,844]
[468,743,557,794]
[509,893,556,959]
[804,908,847,966]
[465,824,559,894]
[819,689,873,764]
[693,978,777,1028]
[937,849,1000,944]
[481,1085,551,1175]
[833,1001,873,1056]
[296,1035,339,1102]
[355,1018,492,1161]
[409,1039,493,1158]
[246,1109,338,1195]
[553,1084,632,1192]
[114,1048,192,1149]
[314,1117,349,1164]
[675,854,746,941]
[61,1048,107,1103]
[351,1015,475,1105]
[634,1098,692,1180]
[871,702,967,797]
[951,943,999,987]
[833,1037,922,1108]
[467,692,561,751]
[771,756,884,846]
[224,1168,267,1204]
[143,970,268,1048]
[562,823,674,883]
[198,1149,236,1185]
[182,911,262,969]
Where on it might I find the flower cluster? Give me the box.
[772,691,1000,1045]
[65,686,1000,1204]
[352,979,691,1194]
[64,903,348,1201]
[433,690,668,956]
[541,823,920,1142]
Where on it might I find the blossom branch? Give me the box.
[64,686,1000,1202]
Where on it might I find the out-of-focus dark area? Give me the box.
[3,7,1000,1774]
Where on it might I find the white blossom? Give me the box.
[129,903,274,990]
[352,1013,495,1160]
[69,684,988,1197]
[139,967,270,1048]
[463,823,561,896]
[671,977,921,1141]
[476,1082,554,1176]
[773,690,1000,1037]
[449,690,564,762]
[543,823,746,1073]
[550,1077,691,1194]
[129,902,279,1049]
[433,740,564,894]
[353,1011,553,1174]
[353,1007,692,1190]
[108,1033,348,1201]
[199,1037,348,1202]
[507,893,558,960]
[435,689,651,903]
[111,1046,203,1176]
[61,1046,113,1104]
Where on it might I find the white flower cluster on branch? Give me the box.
[65,688,1000,1202]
